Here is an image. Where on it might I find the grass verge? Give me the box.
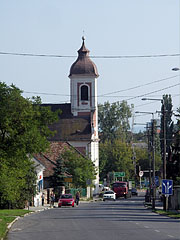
[0,209,31,239]
[154,210,180,219]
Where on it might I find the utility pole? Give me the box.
[147,123,152,202]
[162,100,168,211]
[151,119,156,210]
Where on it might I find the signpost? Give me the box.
[114,172,125,181]
[139,171,144,189]
[64,178,72,183]
[162,179,173,195]
[162,179,173,211]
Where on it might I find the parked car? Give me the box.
[103,190,116,201]
[58,194,75,207]
[131,188,138,196]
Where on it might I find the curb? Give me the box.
[3,207,51,240]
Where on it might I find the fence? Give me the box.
[70,188,87,198]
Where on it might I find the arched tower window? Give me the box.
[81,85,88,101]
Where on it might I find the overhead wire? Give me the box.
[23,74,179,100]
[0,51,179,59]
[99,75,179,97]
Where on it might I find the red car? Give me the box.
[58,194,75,207]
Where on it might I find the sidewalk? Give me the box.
[25,202,58,212]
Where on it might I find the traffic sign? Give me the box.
[64,178,72,183]
[155,176,159,187]
[139,171,144,177]
[114,172,125,177]
[162,179,173,195]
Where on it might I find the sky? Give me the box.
[0,0,180,132]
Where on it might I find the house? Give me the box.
[36,37,99,194]
[31,156,45,207]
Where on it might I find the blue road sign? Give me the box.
[155,176,159,187]
[162,179,173,195]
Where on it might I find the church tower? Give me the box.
[69,37,99,193]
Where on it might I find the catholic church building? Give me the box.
[38,38,99,194]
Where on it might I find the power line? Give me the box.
[23,75,179,99]
[99,75,179,97]
[124,82,180,101]
[135,94,180,108]
[0,51,179,59]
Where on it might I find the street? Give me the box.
[7,195,180,240]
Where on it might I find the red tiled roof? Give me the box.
[34,142,71,177]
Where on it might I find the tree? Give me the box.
[0,154,37,208]
[98,101,133,143]
[61,148,96,188]
[134,147,161,172]
[0,82,58,208]
[52,155,67,187]
[99,139,134,181]
[167,108,180,184]
[0,83,58,157]
[160,94,173,179]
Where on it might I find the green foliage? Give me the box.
[98,101,133,143]
[167,120,180,184]
[133,131,146,142]
[61,148,96,188]
[99,139,133,181]
[0,154,37,208]
[134,147,161,171]
[160,95,173,168]
[52,155,67,187]
[0,82,58,208]
[0,82,58,156]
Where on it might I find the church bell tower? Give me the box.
[69,37,99,194]
[69,37,99,141]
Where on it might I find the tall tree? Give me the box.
[160,94,173,178]
[98,101,133,143]
[99,139,133,181]
[0,82,58,156]
[0,82,58,208]
[167,108,180,184]
[61,148,96,188]
[52,155,68,187]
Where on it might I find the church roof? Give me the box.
[69,37,99,77]
[41,103,91,141]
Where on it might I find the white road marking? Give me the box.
[135,223,139,225]
[167,235,174,238]
[12,228,22,232]
[144,226,150,228]
[155,230,160,233]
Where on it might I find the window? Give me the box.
[81,85,88,101]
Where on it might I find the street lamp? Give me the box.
[142,97,167,210]
[172,67,180,71]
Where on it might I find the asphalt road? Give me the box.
[7,196,180,240]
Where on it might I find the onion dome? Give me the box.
[69,37,99,77]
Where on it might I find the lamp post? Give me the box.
[135,111,155,207]
[142,97,167,210]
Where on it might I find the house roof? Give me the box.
[34,142,72,178]
[41,103,91,141]
[34,141,88,178]
[69,37,99,78]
